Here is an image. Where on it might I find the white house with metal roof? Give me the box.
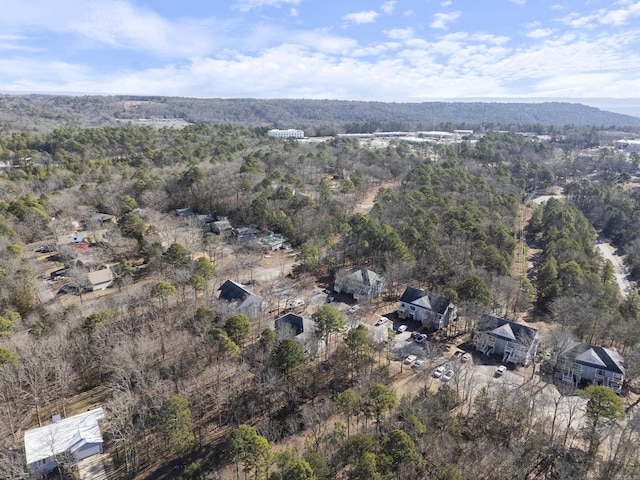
[24,407,104,475]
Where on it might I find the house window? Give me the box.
[410,306,415,310]
[596,369,606,376]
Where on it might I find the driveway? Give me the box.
[77,454,107,480]
[597,242,632,296]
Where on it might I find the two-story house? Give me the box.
[552,342,625,394]
[274,312,321,356]
[333,267,386,301]
[396,287,457,330]
[474,314,540,366]
[217,279,264,318]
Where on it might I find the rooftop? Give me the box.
[24,408,104,466]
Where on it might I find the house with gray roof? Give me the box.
[474,314,540,366]
[87,267,114,291]
[24,408,104,475]
[217,279,264,318]
[397,286,457,330]
[274,313,321,356]
[333,267,386,301]
[552,342,625,394]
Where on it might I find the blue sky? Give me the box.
[0,0,639,101]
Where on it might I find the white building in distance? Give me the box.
[268,129,304,139]
[616,139,640,152]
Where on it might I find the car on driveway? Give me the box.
[433,365,446,378]
[412,359,424,369]
[397,324,408,333]
[442,369,455,382]
[415,333,428,344]
[461,353,471,363]
[348,305,360,314]
[495,365,507,377]
[375,316,388,326]
[404,355,417,364]
[453,350,464,359]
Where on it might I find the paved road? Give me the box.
[597,243,632,296]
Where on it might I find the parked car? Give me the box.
[461,353,471,363]
[348,305,360,314]
[495,365,507,377]
[415,333,428,344]
[375,316,388,326]
[397,324,408,333]
[442,369,455,382]
[453,350,464,359]
[404,355,417,364]
[433,365,446,378]
[326,296,335,303]
[412,359,424,369]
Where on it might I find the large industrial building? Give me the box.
[268,129,304,139]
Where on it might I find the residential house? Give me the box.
[24,408,104,475]
[211,217,233,235]
[89,213,117,226]
[175,207,194,217]
[260,232,289,251]
[474,315,540,366]
[87,267,114,291]
[217,279,264,318]
[397,287,457,330]
[232,225,260,242]
[552,342,625,394]
[333,267,386,301]
[274,313,320,356]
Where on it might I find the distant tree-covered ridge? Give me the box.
[1,94,640,134]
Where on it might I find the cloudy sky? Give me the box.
[1,0,639,101]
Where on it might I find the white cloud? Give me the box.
[441,1,452,7]
[381,1,396,14]
[291,31,358,54]
[234,0,300,12]
[559,2,640,28]
[343,11,379,25]
[430,11,461,30]
[0,0,221,58]
[527,28,553,38]
[508,0,526,4]
[384,28,414,40]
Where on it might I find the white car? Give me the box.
[348,305,360,314]
[404,355,417,364]
[461,353,471,363]
[375,316,388,326]
[442,369,455,382]
[415,333,428,344]
[412,359,424,369]
[397,324,408,333]
[495,365,507,377]
[433,365,446,378]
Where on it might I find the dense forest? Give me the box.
[2,95,640,135]
[2,107,640,480]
